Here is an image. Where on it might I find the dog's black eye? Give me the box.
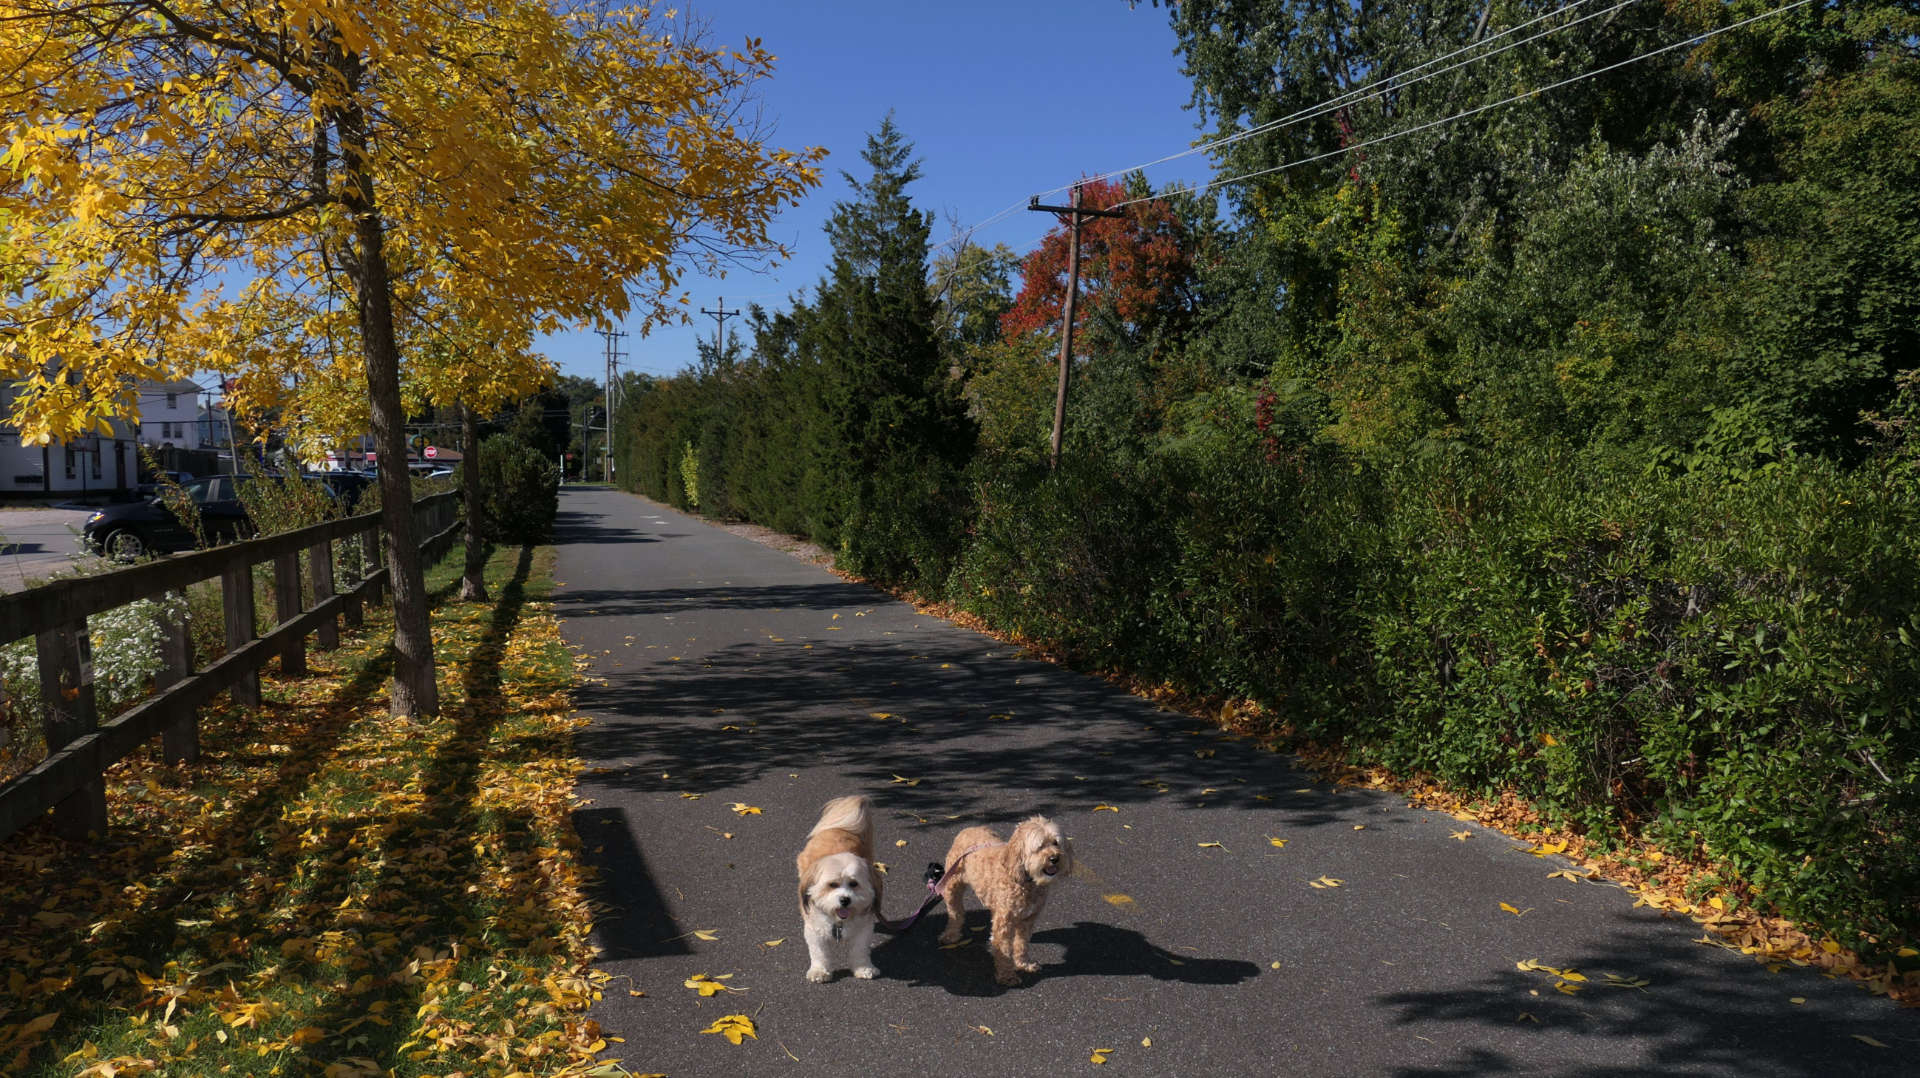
[847,881,859,889]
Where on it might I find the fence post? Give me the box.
[274,549,305,677]
[308,538,338,650]
[156,605,197,764]
[222,562,260,707]
[36,620,107,839]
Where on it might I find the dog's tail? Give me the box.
[809,794,873,847]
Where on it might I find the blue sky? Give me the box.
[540,0,1219,384]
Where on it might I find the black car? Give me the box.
[83,473,364,559]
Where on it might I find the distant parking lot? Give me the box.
[0,506,105,592]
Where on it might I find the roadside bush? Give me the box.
[1357,447,1920,946]
[0,585,189,784]
[478,433,559,544]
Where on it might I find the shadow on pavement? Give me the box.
[1378,911,1914,1078]
[571,633,1363,832]
[870,916,1258,997]
[573,806,696,960]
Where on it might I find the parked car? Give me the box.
[83,472,365,559]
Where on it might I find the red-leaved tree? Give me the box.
[1001,177,1200,347]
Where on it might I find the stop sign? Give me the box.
[424,445,438,459]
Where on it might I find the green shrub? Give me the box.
[478,434,559,544]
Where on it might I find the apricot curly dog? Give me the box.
[937,815,1072,985]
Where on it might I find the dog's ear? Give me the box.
[797,858,821,910]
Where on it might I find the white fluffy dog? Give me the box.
[795,794,883,983]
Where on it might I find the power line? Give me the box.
[1110,0,1815,211]
[1033,0,1631,201]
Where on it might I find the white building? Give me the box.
[0,377,208,497]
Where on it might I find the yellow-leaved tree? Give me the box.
[0,2,823,714]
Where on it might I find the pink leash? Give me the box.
[876,841,1001,934]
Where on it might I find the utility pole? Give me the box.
[1028,183,1125,471]
[699,296,740,361]
[596,325,627,484]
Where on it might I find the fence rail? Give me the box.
[0,491,461,844]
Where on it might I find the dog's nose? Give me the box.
[838,895,852,907]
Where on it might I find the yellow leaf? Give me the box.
[1090,1048,1113,1064]
[1103,893,1135,908]
[1789,996,1805,1004]
[1709,895,1725,911]
[1352,824,1366,830]
[1897,947,1918,958]
[692,929,719,941]
[890,775,921,786]
[1500,902,1532,916]
[683,973,741,996]
[729,802,762,816]
[1821,940,1842,955]
[1309,876,1344,889]
[680,792,703,800]
[1093,804,1119,812]
[701,1014,757,1045]
[1539,732,1559,746]
[1554,980,1584,995]
[1198,842,1226,850]
[1267,836,1288,848]
[1451,830,1472,841]
[763,938,786,947]
[895,839,907,847]
[972,1025,994,1036]
[1852,1035,1888,1048]
[1141,1037,1152,1047]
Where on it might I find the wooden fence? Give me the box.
[0,491,461,844]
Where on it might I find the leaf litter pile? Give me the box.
[0,546,615,1076]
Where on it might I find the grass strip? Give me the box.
[0,543,613,1076]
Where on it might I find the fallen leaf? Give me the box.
[1853,1035,1888,1048]
[1198,842,1227,851]
[1090,1048,1113,1064]
[1789,996,1805,1005]
[763,938,786,947]
[683,973,742,997]
[729,803,762,816]
[890,775,921,786]
[895,840,907,847]
[680,792,703,800]
[691,929,720,941]
[1500,903,1533,917]
[701,1014,757,1045]
[1103,893,1135,908]
[1353,825,1366,831]
[1141,1037,1152,1047]
[1309,876,1344,889]
[1516,1012,1539,1023]
[1451,831,1472,841]
[1267,836,1288,848]
[1093,804,1119,812]
[972,1025,994,1036]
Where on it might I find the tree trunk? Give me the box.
[459,403,488,602]
[338,99,439,718]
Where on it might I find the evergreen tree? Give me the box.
[804,114,975,583]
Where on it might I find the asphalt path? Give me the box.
[0,507,100,591]
[552,486,1911,1077]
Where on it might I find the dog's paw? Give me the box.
[853,965,879,980]
[994,969,1022,987]
[805,967,831,984]
[1016,960,1040,973]
[938,929,962,945]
